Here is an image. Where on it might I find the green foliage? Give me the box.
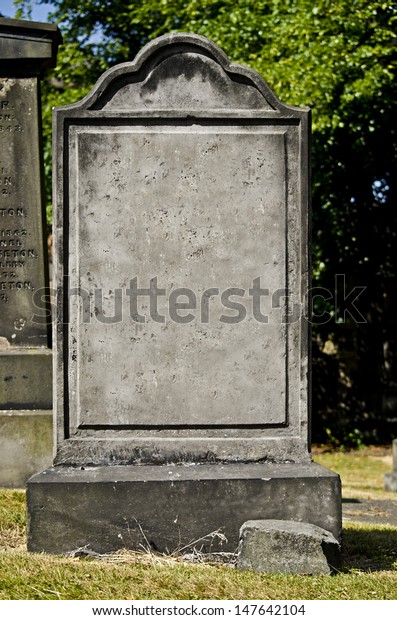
[325,427,364,451]
[39,40,99,206]
[15,0,397,443]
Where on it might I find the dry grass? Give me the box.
[0,490,26,549]
[0,538,396,600]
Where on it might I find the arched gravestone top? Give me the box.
[53,33,311,467]
[65,33,301,113]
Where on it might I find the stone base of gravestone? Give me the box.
[27,463,341,554]
[0,350,52,409]
[384,439,397,492]
[237,520,341,575]
[0,348,53,487]
[0,410,52,488]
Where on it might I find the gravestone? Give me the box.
[27,33,341,554]
[0,18,62,487]
[384,438,397,492]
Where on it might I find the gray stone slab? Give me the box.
[0,19,60,349]
[52,32,311,466]
[0,410,52,488]
[237,519,341,575]
[0,18,62,76]
[0,18,61,345]
[384,473,397,493]
[384,439,397,492]
[391,438,397,470]
[27,463,341,554]
[0,76,49,347]
[71,130,287,428]
[0,349,52,409]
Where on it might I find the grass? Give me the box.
[313,445,393,500]
[0,537,396,600]
[0,448,396,600]
[0,490,25,549]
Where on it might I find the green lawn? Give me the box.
[313,445,393,500]
[0,448,396,600]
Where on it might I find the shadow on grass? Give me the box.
[342,527,397,572]
[342,498,361,503]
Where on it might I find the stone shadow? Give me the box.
[342,526,397,572]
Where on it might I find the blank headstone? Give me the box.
[27,33,341,554]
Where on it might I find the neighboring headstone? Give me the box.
[237,520,341,575]
[27,33,341,554]
[0,18,62,487]
[384,439,397,492]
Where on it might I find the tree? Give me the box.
[16,0,397,444]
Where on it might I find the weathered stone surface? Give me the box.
[237,519,341,575]
[0,19,61,346]
[27,33,342,553]
[0,76,49,347]
[0,349,52,409]
[384,438,397,492]
[27,463,341,554]
[72,130,287,429]
[0,410,52,488]
[52,32,311,466]
[384,473,397,492]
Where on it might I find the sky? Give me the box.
[0,0,53,22]
[0,1,103,42]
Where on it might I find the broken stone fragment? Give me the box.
[237,519,341,575]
